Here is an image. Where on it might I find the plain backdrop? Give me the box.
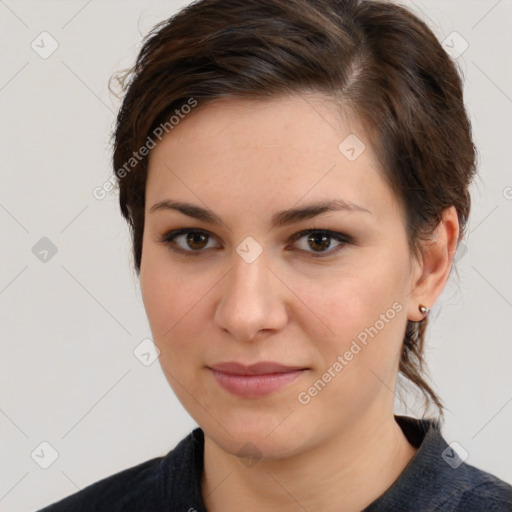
[1,1,511,510]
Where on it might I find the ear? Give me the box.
[407,206,459,321]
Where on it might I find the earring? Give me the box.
[418,304,430,318]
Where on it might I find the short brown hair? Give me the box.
[112,0,477,416]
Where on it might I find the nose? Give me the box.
[214,249,289,342]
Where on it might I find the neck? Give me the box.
[201,411,418,512]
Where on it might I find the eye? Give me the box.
[159,228,351,258]
[288,229,350,258]
[159,229,220,255]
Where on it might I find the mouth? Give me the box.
[207,361,309,398]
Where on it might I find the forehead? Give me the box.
[145,94,396,220]
[153,94,355,156]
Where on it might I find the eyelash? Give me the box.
[158,228,352,258]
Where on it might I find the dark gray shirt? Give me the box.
[38,415,512,511]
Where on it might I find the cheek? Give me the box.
[294,251,410,362]
[140,253,219,361]
[140,250,188,342]
[141,268,175,339]
[293,271,408,418]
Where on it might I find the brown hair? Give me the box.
[112,0,477,417]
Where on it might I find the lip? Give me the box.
[208,361,308,398]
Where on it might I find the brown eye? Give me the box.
[185,232,209,250]
[306,233,332,252]
[160,229,220,254]
[290,229,350,258]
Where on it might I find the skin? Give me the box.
[140,93,459,512]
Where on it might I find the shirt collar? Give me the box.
[172,415,469,512]
[363,415,470,510]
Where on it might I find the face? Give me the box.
[140,94,421,459]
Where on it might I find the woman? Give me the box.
[40,0,512,510]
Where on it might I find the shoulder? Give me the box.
[416,418,512,511]
[444,462,512,512]
[366,416,512,512]
[417,418,512,511]
[37,455,167,512]
[37,429,204,512]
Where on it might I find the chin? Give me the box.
[199,406,315,462]
[214,429,305,462]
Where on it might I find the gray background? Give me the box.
[1,1,511,510]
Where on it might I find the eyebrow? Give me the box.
[149,198,371,228]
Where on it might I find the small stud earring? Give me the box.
[419,304,430,318]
